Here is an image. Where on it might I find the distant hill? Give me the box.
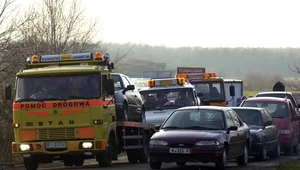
[104,43,300,79]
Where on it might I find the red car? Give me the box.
[240,97,300,156]
[149,106,250,169]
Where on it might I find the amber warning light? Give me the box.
[147,78,185,87]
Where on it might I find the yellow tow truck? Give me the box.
[5,52,155,170]
[176,67,235,106]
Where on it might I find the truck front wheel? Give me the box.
[97,134,114,167]
[24,157,38,170]
[73,156,84,166]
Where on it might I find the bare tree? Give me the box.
[0,0,27,165]
[18,0,101,55]
[287,61,300,91]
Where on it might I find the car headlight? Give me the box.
[20,144,31,151]
[279,130,290,134]
[195,141,220,146]
[149,140,168,147]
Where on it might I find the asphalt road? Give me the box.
[4,153,300,170]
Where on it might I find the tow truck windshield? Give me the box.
[140,88,195,111]
[192,81,225,102]
[15,73,102,101]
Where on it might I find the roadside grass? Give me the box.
[243,90,260,97]
[277,160,300,170]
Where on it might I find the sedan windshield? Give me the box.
[15,74,102,101]
[242,101,288,118]
[161,109,225,130]
[140,88,196,111]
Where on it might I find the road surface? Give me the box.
[3,153,300,170]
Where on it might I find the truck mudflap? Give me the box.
[12,139,107,155]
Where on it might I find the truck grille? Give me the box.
[38,128,75,140]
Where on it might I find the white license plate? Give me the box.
[44,142,67,149]
[169,148,190,154]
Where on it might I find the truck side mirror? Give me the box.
[105,79,115,95]
[229,85,235,97]
[5,84,12,100]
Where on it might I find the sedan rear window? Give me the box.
[233,109,262,126]
[256,93,297,108]
[242,101,288,118]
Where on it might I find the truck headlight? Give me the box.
[196,141,220,146]
[20,144,31,151]
[149,140,168,147]
[82,142,93,149]
[279,130,290,134]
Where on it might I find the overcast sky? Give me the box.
[17,0,300,48]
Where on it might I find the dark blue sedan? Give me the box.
[231,107,280,161]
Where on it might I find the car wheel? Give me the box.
[284,145,293,156]
[269,140,280,159]
[176,162,186,166]
[293,143,299,154]
[215,149,227,169]
[237,145,248,166]
[150,160,162,169]
[255,142,267,161]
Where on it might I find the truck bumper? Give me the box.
[12,140,107,156]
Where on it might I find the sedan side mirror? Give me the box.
[197,93,203,97]
[264,120,273,126]
[154,124,161,131]
[227,126,238,133]
[122,85,135,94]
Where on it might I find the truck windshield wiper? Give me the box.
[59,96,87,100]
[15,99,40,102]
